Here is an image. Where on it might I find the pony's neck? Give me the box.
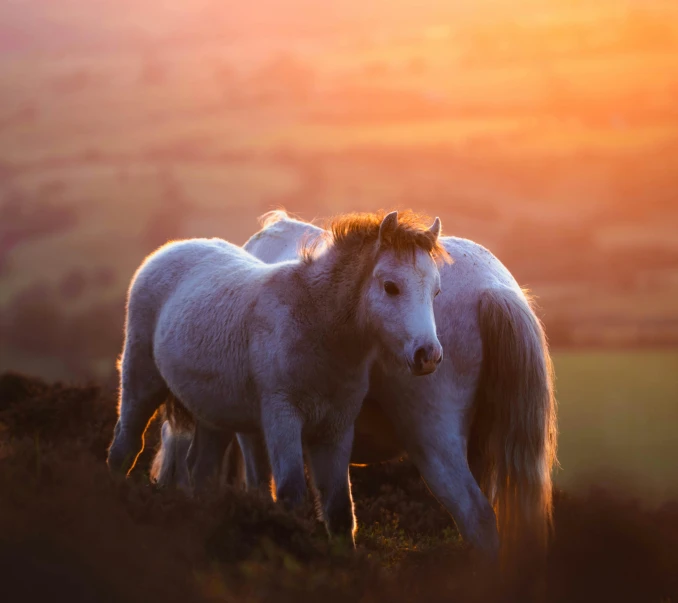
[296,243,375,353]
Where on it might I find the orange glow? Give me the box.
[1,0,677,362]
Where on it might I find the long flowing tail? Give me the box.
[150,419,192,490]
[150,395,244,491]
[468,287,558,561]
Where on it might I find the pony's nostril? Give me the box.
[413,346,427,366]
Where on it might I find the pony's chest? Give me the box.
[295,369,370,429]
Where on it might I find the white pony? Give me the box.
[107,210,447,543]
[155,210,558,562]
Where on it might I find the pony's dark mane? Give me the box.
[300,210,449,264]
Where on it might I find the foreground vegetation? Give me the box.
[1,371,677,602]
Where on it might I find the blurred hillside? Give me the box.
[1,0,677,381]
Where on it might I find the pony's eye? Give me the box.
[435,289,442,298]
[384,281,400,296]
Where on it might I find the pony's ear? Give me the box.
[378,211,399,244]
[428,217,441,241]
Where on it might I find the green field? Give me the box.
[554,351,678,503]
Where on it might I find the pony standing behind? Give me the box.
[107,211,447,543]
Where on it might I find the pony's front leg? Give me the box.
[237,432,272,493]
[260,399,306,507]
[306,426,356,546]
[187,422,233,495]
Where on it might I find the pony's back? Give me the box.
[129,237,269,336]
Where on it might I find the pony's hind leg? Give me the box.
[187,421,233,495]
[401,394,500,559]
[306,426,356,546]
[413,433,499,559]
[107,344,168,476]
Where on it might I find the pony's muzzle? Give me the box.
[410,342,443,376]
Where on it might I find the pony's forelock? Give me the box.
[301,210,450,265]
